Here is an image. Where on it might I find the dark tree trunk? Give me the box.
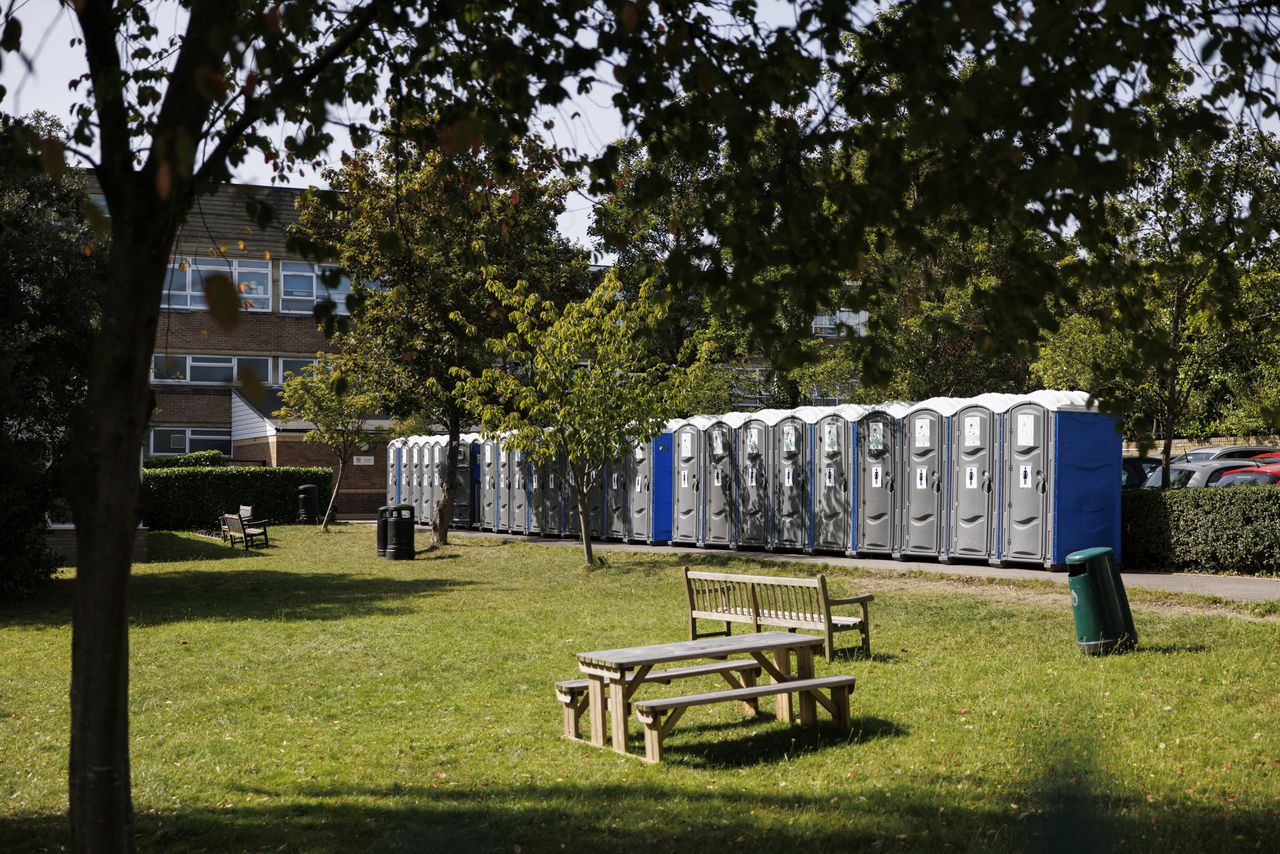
[64,193,179,853]
[575,467,594,565]
[432,407,461,546]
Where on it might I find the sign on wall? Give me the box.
[353,455,375,466]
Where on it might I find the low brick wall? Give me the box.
[1123,435,1280,455]
[45,525,150,567]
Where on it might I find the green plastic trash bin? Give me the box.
[1066,547,1137,655]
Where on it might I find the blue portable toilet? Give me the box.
[627,430,674,544]
[992,390,1122,570]
[897,397,967,560]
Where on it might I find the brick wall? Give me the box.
[1123,435,1280,455]
[152,387,232,426]
[154,309,332,357]
[272,433,388,517]
[233,438,275,465]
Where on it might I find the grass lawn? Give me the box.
[1,526,1277,853]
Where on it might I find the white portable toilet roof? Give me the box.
[865,401,912,418]
[790,405,840,424]
[905,396,969,418]
[975,390,1098,414]
[836,403,870,421]
[711,412,752,428]
[746,408,794,426]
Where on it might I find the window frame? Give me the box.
[148,427,232,456]
[151,354,275,386]
[165,256,273,313]
[280,261,351,316]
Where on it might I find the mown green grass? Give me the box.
[1,526,1277,852]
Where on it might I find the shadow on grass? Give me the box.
[1136,642,1209,655]
[661,714,908,768]
[148,531,266,562]
[4,774,1275,854]
[0,570,472,628]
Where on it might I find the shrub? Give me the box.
[143,449,226,469]
[1122,487,1280,575]
[143,466,332,531]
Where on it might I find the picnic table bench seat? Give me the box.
[556,659,763,739]
[633,674,857,763]
[684,567,873,661]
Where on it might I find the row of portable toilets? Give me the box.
[387,391,1122,569]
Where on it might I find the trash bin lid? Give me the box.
[1066,546,1114,564]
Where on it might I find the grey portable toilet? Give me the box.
[736,411,782,548]
[428,438,446,524]
[543,456,565,536]
[946,393,1012,563]
[671,416,713,545]
[772,408,818,551]
[480,439,499,531]
[451,433,481,528]
[898,398,965,560]
[606,454,630,540]
[508,446,527,534]
[700,413,747,547]
[387,437,405,505]
[497,439,513,533]
[563,462,605,539]
[811,404,864,554]
[995,390,1122,570]
[408,437,426,526]
[527,454,546,535]
[855,402,911,557]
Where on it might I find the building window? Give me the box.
[281,262,351,315]
[148,427,232,456]
[278,357,318,382]
[811,309,869,338]
[151,354,274,385]
[166,257,271,312]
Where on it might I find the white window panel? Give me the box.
[235,260,271,311]
[152,354,273,385]
[149,427,232,456]
[152,355,187,381]
[166,257,271,312]
[281,261,352,315]
[279,357,317,381]
[236,357,271,385]
[189,355,234,384]
[188,429,232,454]
[163,258,206,309]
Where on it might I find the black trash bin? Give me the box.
[385,503,415,560]
[298,484,320,524]
[376,505,391,557]
[1066,547,1137,655]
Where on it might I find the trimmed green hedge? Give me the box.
[143,466,332,531]
[1122,487,1280,575]
[143,450,227,469]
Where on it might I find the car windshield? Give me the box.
[1143,467,1194,488]
[1216,472,1280,487]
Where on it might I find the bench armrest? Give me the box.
[827,594,874,606]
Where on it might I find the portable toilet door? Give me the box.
[451,436,478,529]
[480,440,498,530]
[1002,399,1051,566]
[630,433,674,544]
[399,441,412,512]
[948,397,1005,563]
[672,418,709,545]
[429,440,446,525]
[606,457,629,540]
[508,448,527,534]
[527,455,545,535]
[497,443,512,532]
[899,399,962,560]
[701,415,742,547]
[856,405,907,556]
[409,440,424,525]
[542,461,562,536]
[420,439,436,526]
[772,410,811,551]
[736,417,771,548]
[589,469,607,539]
[812,408,857,553]
[387,439,403,505]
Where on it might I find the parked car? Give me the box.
[1170,445,1277,464]
[1141,459,1264,489]
[1213,462,1280,487]
[1122,456,1162,488]
[1249,451,1280,462]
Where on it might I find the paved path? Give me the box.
[433,527,1280,603]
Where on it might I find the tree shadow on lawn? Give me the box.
[0,570,472,628]
[148,531,268,562]
[4,776,1275,853]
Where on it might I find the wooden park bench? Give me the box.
[684,567,873,661]
[223,511,269,550]
[555,659,763,740]
[634,673,856,763]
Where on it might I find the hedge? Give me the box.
[143,449,227,469]
[143,466,332,531]
[1122,487,1280,576]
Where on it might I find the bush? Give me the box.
[1122,487,1280,575]
[143,449,226,469]
[143,466,332,531]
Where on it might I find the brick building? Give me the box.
[134,181,389,517]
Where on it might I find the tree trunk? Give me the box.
[322,458,346,532]
[64,191,178,852]
[432,408,462,547]
[577,484,594,565]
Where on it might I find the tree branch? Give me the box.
[73,0,133,202]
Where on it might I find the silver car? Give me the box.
[1142,459,1264,488]
[1170,445,1276,464]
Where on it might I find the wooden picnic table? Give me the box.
[575,631,826,756]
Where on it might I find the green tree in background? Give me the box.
[0,113,104,598]
[293,118,589,546]
[1034,124,1280,482]
[464,273,684,565]
[275,354,380,532]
